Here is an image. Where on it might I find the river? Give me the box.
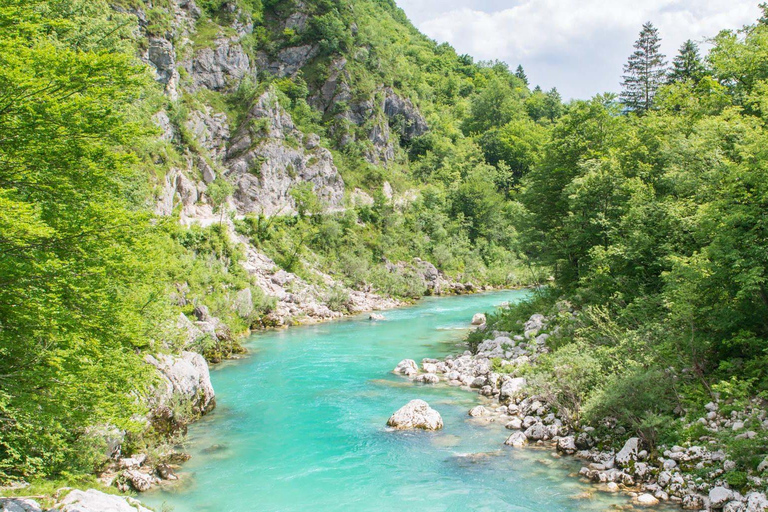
[143,290,661,512]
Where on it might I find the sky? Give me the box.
[395,0,762,99]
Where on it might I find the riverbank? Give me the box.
[140,289,649,512]
[391,309,768,512]
[0,289,528,512]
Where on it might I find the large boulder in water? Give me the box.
[57,489,153,512]
[471,313,486,325]
[387,399,443,430]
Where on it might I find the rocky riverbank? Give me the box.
[1,489,153,512]
[392,312,768,512]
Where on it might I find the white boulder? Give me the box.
[636,494,659,506]
[387,400,443,430]
[499,377,527,401]
[471,313,486,325]
[57,489,153,512]
[710,487,735,509]
[746,492,768,512]
[393,359,418,377]
[504,431,528,447]
[414,373,439,384]
[468,405,489,417]
[615,437,640,467]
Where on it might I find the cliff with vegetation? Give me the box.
[0,0,554,494]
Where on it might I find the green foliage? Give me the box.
[0,0,164,481]
[621,22,668,111]
[530,343,602,422]
[583,369,679,448]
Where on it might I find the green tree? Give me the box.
[668,39,706,84]
[514,64,529,86]
[0,0,165,480]
[621,22,668,112]
[207,178,235,225]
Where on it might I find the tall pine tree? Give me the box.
[515,64,529,85]
[621,22,667,112]
[668,40,706,83]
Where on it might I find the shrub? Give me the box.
[530,342,602,423]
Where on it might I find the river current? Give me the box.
[144,290,659,512]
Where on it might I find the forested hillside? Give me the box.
[4,0,768,505]
[475,11,768,495]
[0,0,556,488]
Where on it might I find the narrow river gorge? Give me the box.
[144,291,672,512]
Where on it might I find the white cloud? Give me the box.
[396,0,761,99]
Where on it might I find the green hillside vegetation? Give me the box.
[0,0,554,484]
[477,14,768,482]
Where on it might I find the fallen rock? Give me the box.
[556,435,577,455]
[682,494,706,510]
[724,501,746,512]
[524,422,548,441]
[710,486,735,509]
[636,493,659,506]
[746,492,768,512]
[468,405,489,417]
[387,399,443,430]
[369,313,385,321]
[414,373,439,384]
[615,437,640,467]
[499,377,527,401]
[123,469,154,492]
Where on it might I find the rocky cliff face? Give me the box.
[132,0,430,221]
[226,89,344,215]
[123,0,442,331]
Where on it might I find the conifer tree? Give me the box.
[620,22,667,112]
[668,40,705,84]
[515,64,529,86]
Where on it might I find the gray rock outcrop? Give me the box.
[0,498,43,512]
[227,89,344,216]
[189,38,252,91]
[145,350,216,415]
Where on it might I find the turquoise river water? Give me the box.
[144,290,663,512]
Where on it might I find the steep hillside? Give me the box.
[0,0,555,493]
[127,0,551,324]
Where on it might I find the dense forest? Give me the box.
[478,12,768,489]
[1,0,768,503]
